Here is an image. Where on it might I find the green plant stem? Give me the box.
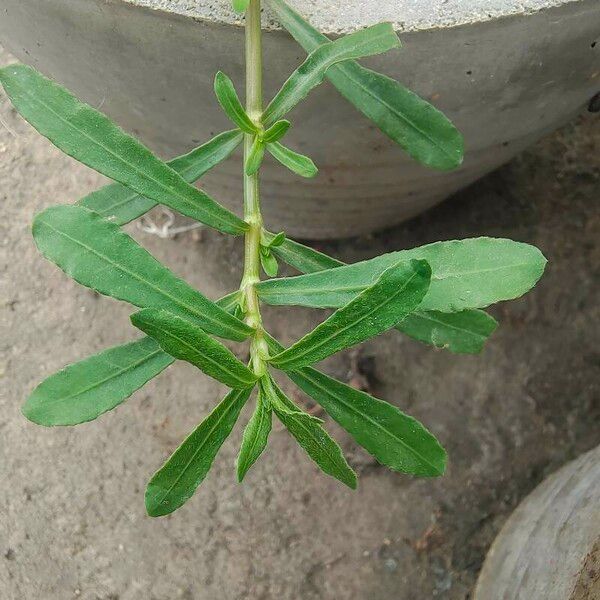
[241,0,268,377]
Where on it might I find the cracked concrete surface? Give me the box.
[0,45,599,599]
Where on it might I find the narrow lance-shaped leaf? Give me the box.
[131,309,257,389]
[216,290,243,314]
[258,237,547,314]
[79,129,243,225]
[146,387,252,517]
[262,22,401,125]
[265,333,446,477]
[267,141,318,178]
[237,388,272,481]
[398,309,498,354]
[267,233,498,354]
[266,232,344,272]
[262,375,357,488]
[214,71,258,134]
[23,337,174,427]
[269,259,431,370]
[245,136,266,176]
[263,231,287,249]
[262,119,291,143]
[0,64,247,235]
[33,205,253,341]
[268,0,463,170]
[260,249,279,277]
[24,289,246,429]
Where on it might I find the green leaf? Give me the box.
[216,291,243,314]
[260,249,279,277]
[131,309,257,389]
[33,205,253,341]
[262,22,401,125]
[262,119,291,143]
[265,231,287,248]
[237,389,272,481]
[268,0,463,170]
[267,233,344,273]
[258,238,547,314]
[23,337,174,427]
[265,334,446,476]
[214,71,257,134]
[146,387,251,517]
[79,129,243,226]
[268,233,497,354]
[397,309,498,354]
[269,259,431,370]
[232,0,251,13]
[262,376,357,488]
[24,287,246,429]
[245,136,265,175]
[0,64,247,235]
[267,141,318,178]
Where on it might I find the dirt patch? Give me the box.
[571,540,600,600]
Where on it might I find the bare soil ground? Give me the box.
[1,46,598,600]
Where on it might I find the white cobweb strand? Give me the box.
[137,207,205,239]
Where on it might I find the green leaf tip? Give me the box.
[262,119,291,143]
[32,204,253,342]
[263,21,402,125]
[263,376,357,489]
[145,387,252,517]
[260,249,279,277]
[23,337,174,427]
[269,258,431,370]
[237,388,272,481]
[130,308,257,389]
[245,136,266,175]
[265,333,447,478]
[267,141,318,178]
[266,231,287,248]
[1,63,247,235]
[258,238,546,315]
[214,70,258,134]
[267,0,464,170]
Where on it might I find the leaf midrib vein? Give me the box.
[35,348,169,409]
[298,369,441,474]
[403,312,488,341]
[261,260,537,299]
[266,4,456,164]
[240,402,269,475]
[151,391,245,506]
[39,217,248,339]
[150,321,255,387]
[265,28,392,123]
[273,268,420,367]
[83,134,241,217]
[281,411,352,483]
[14,76,240,231]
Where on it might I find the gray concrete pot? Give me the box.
[474,446,600,600]
[1,0,598,238]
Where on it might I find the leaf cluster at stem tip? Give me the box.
[1,0,546,517]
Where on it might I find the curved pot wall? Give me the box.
[1,0,598,238]
[474,445,600,600]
